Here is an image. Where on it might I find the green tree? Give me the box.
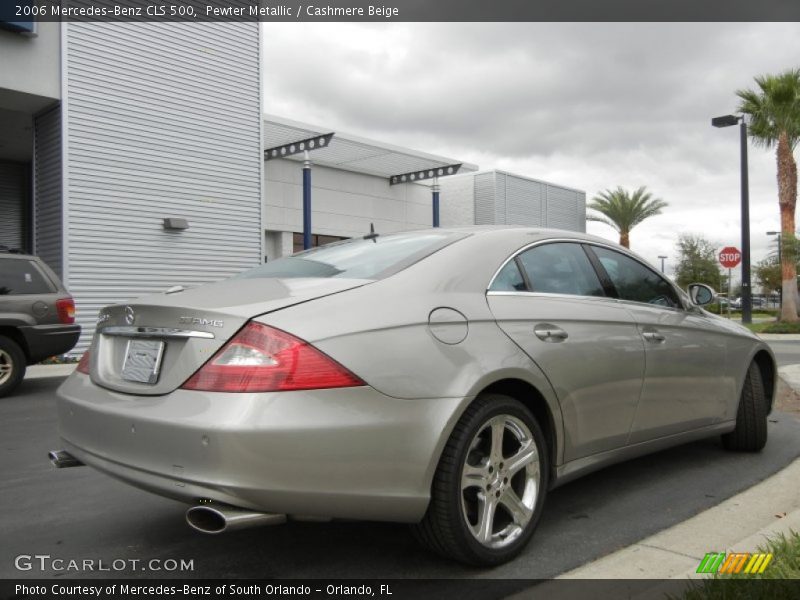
[587,186,667,249]
[737,68,800,321]
[754,255,782,295]
[674,234,725,291]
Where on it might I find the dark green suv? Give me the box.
[0,251,81,397]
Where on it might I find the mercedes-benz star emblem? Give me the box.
[124,306,135,325]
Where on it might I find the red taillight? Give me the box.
[76,349,91,374]
[181,322,365,393]
[56,297,76,324]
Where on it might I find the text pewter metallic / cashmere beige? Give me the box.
[54,227,775,565]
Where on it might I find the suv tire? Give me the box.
[0,335,26,398]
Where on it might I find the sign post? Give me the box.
[719,247,742,320]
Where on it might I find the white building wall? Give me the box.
[63,23,263,352]
[264,157,431,256]
[440,170,586,232]
[0,22,61,103]
[438,174,474,227]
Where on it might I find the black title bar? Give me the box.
[1,0,800,23]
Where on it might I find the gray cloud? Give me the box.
[262,22,800,278]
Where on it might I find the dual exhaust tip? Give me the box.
[49,450,286,535]
[186,503,286,534]
[49,450,84,468]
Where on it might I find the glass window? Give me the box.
[516,243,605,297]
[238,231,466,281]
[292,233,349,254]
[0,259,53,296]
[489,260,527,292]
[590,246,681,308]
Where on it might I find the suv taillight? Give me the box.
[76,349,91,374]
[181,322,365,393]
[56,297,76,324]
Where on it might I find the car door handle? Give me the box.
[642,331,665,343]
[534,324,569,342]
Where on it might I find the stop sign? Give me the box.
[719,247,742,269]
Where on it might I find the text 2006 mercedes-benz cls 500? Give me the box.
[52,227,775,565]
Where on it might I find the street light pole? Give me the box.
[712,114,752,324]
[739,118,752,324]
[658,255,667,274]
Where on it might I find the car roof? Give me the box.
[397,225,619,248]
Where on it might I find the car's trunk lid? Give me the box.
[89,278,369,396]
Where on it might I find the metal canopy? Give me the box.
[263,114,478,181]
[264,133,335,160]
[389,164,462,185]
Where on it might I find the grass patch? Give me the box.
[760,321,800,334]
[680,530,800,599]
[743,322,774,334]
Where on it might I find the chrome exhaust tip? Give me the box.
[186,503,286,534]
[48,450,84,468]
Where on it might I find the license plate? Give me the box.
[122,339,165,384]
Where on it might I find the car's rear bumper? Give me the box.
[56,373,466,522]
[19,323,81,363]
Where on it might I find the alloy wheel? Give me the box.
[460,414,540,549]
[0,349,13,386]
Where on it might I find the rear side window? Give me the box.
[237,231,466,281]
[590,246,681,308]
[516,243,605,297]
[0,259,54,295]
[489,260,527,292]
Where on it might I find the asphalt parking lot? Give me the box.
[2,373,800,582]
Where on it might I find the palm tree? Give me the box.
[587,186,667,248]
[737,69,800,322]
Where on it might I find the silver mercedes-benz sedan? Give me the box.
[53,227,774,566]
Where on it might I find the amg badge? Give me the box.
[179,316,224,328]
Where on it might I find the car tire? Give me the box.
[0,336,26,398]
[413,393,549,566]
[722,361,767,452]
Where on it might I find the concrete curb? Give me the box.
[25,364,77,379]
[759,334,800,340]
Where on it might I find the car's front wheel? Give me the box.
[0,336,26,398]
[722,361,768,452]
[414,394,549,566]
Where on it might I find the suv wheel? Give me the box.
[0,336,26,398]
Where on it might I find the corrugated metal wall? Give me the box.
[545,184,585,232]
[33,105,62,278]
[0,161,28,251]
[469,170,585,232]
[64,23,262,352]
[473,172,496,225]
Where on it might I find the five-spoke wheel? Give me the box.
[414,393,548,565]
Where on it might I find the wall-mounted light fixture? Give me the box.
[163,218,189,231]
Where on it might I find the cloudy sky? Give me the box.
[261,23,800,279]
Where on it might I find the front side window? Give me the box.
[590,246,681,308]
[515,243,605,297]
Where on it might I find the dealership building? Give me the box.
[0,21,586,352]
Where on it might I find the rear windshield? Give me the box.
[237,231,465,280]
[0,258,54,295]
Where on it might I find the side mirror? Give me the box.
[687,283,716,306]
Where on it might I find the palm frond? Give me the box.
[587,185,667,241]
